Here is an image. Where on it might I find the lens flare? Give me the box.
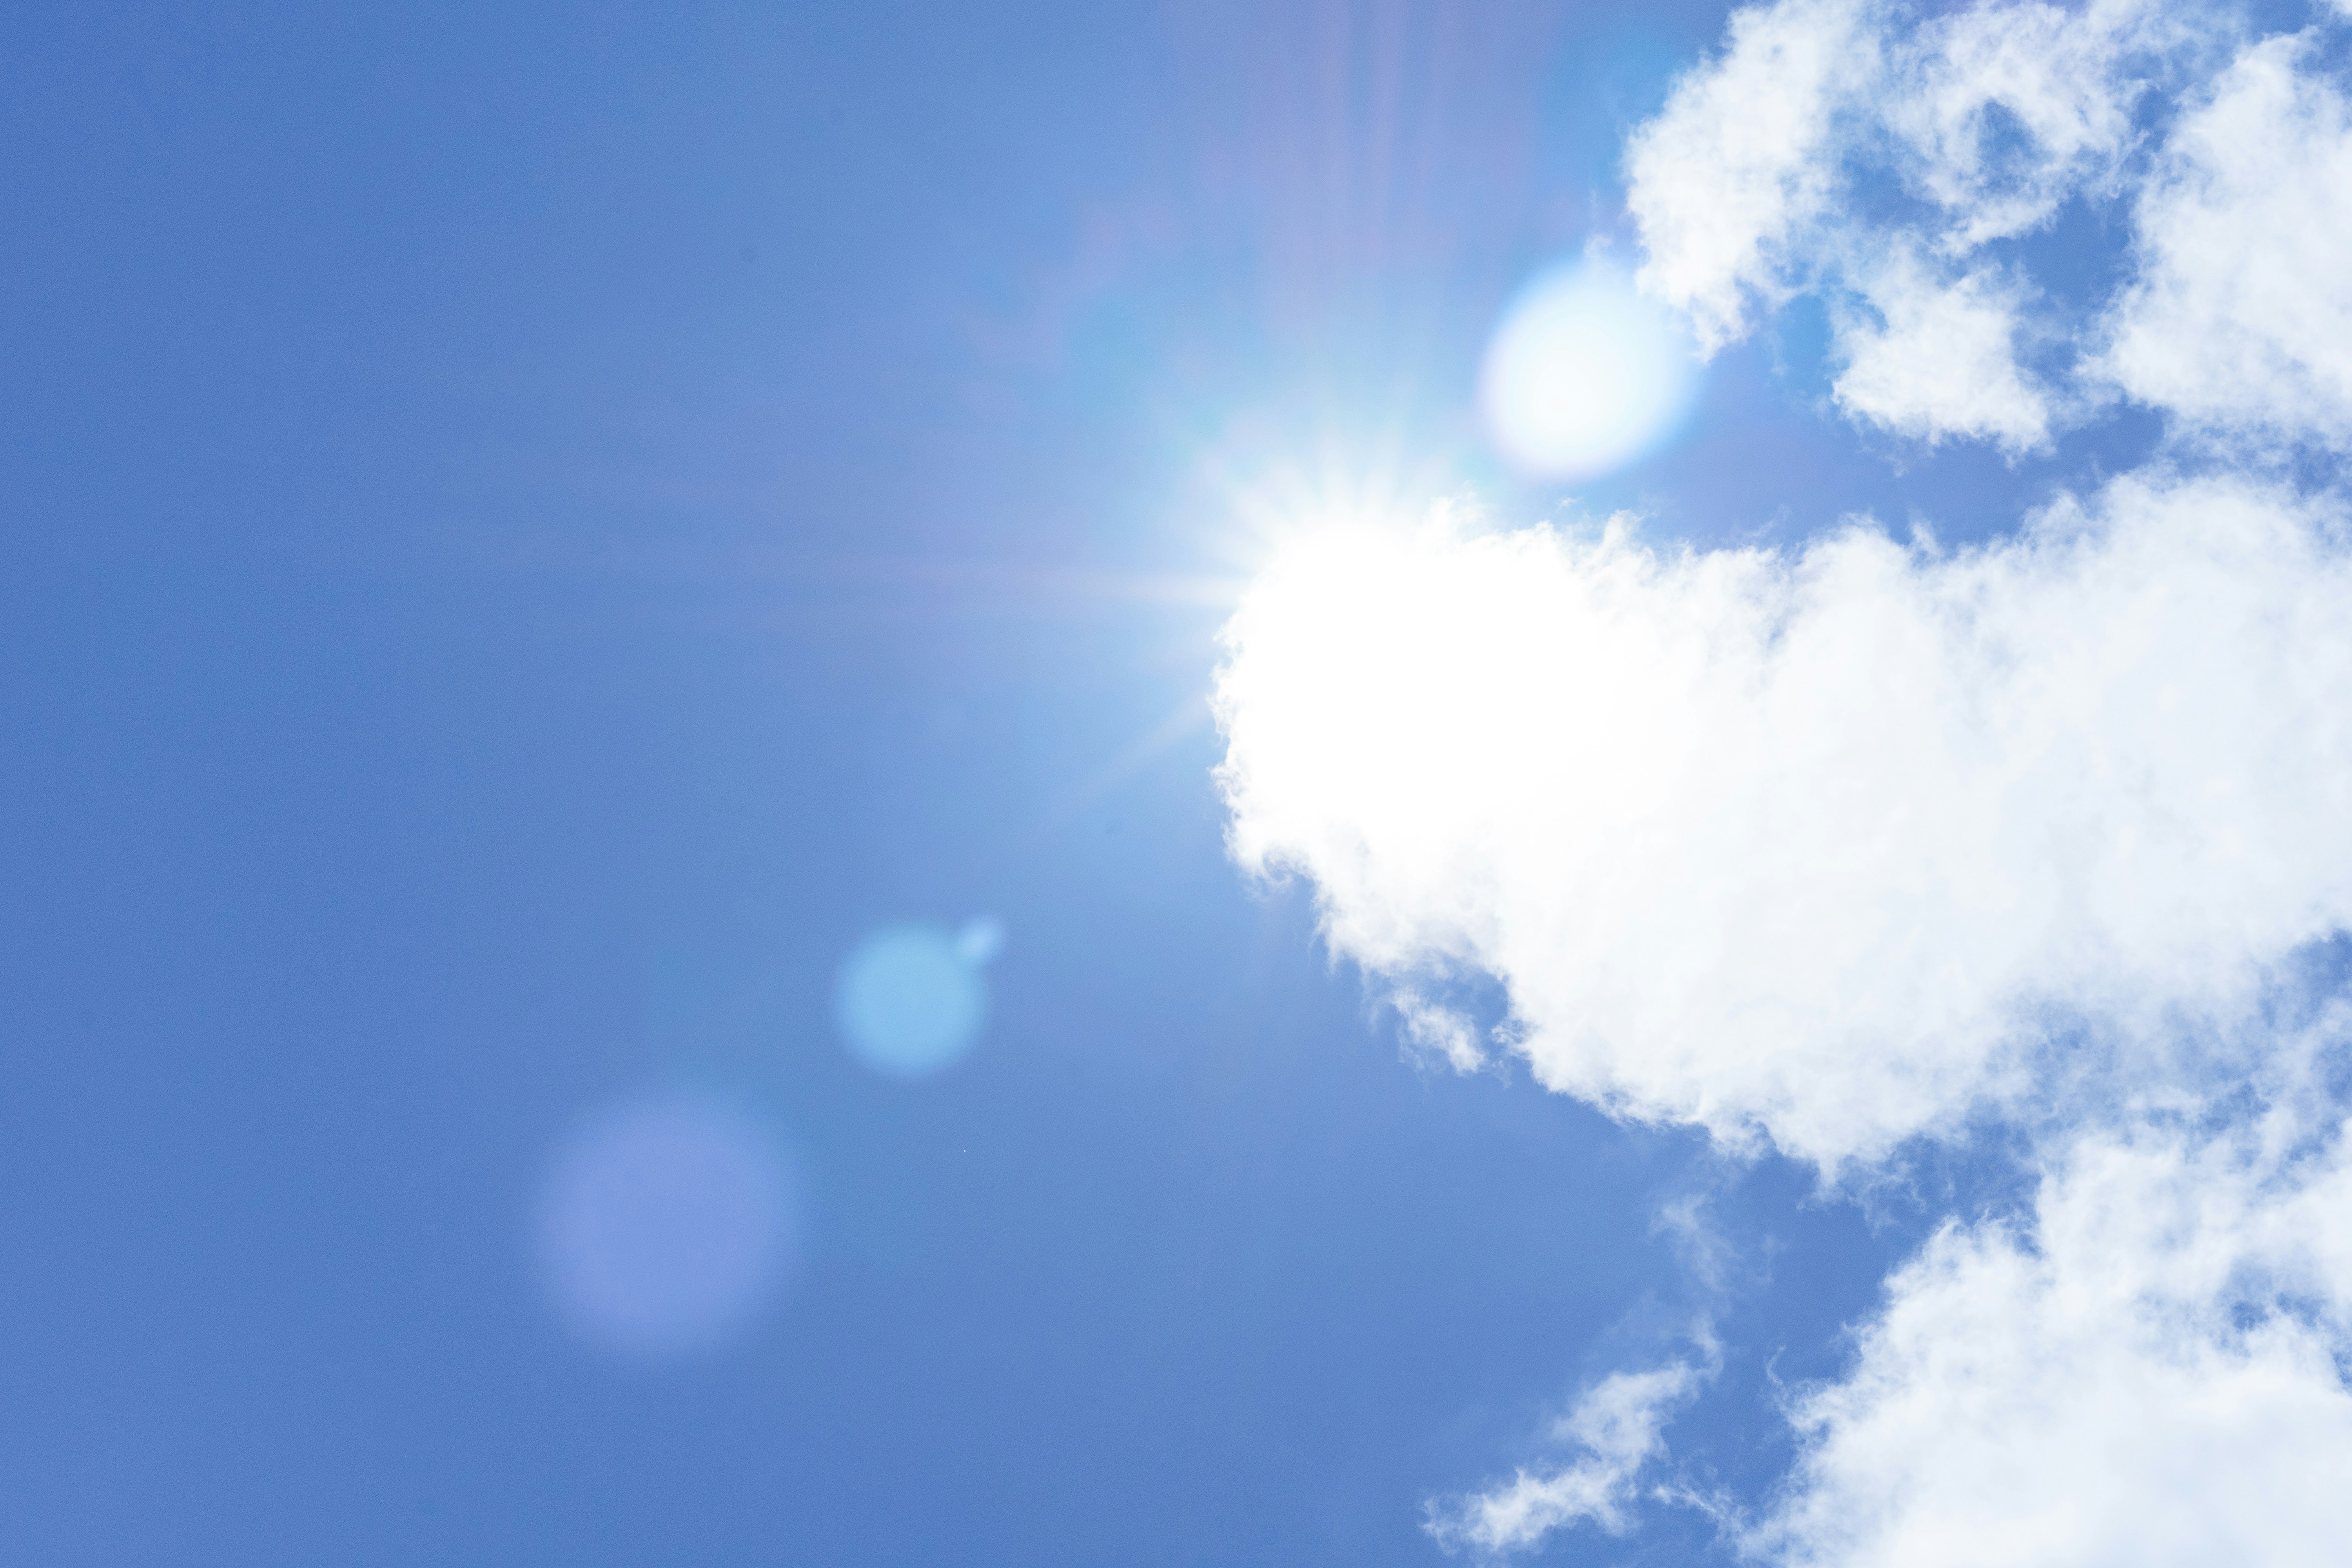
[835,920,1000,1080]
[535,1093,797,1357]
[1479,259,1702,480]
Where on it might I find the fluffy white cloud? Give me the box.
[1216,0,2352,1559]
[1217,474,2352,1169]
[1757,1077,2352,1566]
[1626,0,2159,349]
[1426,1361,1704,1555]
[2097,33,2352,451]
[1626,0,2352,454]
[1622,0,1876,351]
[1878,0,2152,249]
[1832,251,2051,449]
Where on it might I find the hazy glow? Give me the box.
[836,919,1000,1080]
[1480,260,1702,479]
[536,1093,796,1357]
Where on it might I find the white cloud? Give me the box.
[2096,32,2352,452]
[1392,990,1487,1074]
[1882,0,2154,250]
[1756,1076,2352,1566]
[1426,1361,1705,1555]
[1832,250,2051,450]
[1216,0,2352,1559]
[1217,474,2352,1170]
[1623,0,1876,351]
[1626,0,2162,353]
[1620,0,2352,454]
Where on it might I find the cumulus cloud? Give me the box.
[1831,251,2051,448]
[1626,0,2352,455]
[1622,0,2161,373]
[1216,0,2352,1559]
[1756,1057,2352,1566]
[1426,1361,1706,1555]
[1621,0,1877,352]
[1217,475,2352,1169]
[2096,31,2352,451]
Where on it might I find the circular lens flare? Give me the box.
[535,1093,797,1357]
[1479,259,1701,481]
[835,922,995,1080]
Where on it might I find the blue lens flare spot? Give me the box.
[835,920,998,1080]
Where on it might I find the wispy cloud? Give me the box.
[1426,1358,1711,1556]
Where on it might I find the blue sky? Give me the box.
[7,2,2352,1564]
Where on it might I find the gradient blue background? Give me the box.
[0,4,2105,1563]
